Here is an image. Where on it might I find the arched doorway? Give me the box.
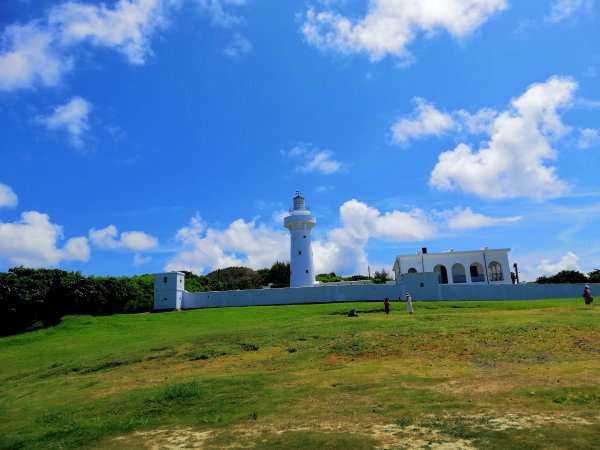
[469,263,485,283]
[488,261,504,282]
[434,264,448,284]
[408,267,418,273]
[452,263,466,283]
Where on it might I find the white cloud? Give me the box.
[342,200,436,242]
[439,206,521,229]
[272,209,289,224]
[121,231,159,249]
[40,97,92,148]
[535,251,580,276]
[0,211,89,267]
[391,99,498,145]
[301,151,344,174]
[455,107,498,134]
[0,0,182,91]
[284,143,346,175]
[165,199,438,275]
[429,76,576,200]
[0,0,254,92]
[547,0,594,22]
[195,0,247,27]
[301,0,507,62]
[166,201,527,277]
[577,127,600,149]
[49,0,171,65]
[313,199,437,274]
[0,183,18,208]
[89,224,159,250]
[391,97,456,143]
[164,213,289,273]
[221,32,252,58]
[0,23,71,91]
[315,185,333,193]
[133,253,152,265]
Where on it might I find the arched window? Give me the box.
[434,264,448,284]
[452,263,466,283]
[469,263,485,282]
[488,261,504,282]
[408,267,418,273]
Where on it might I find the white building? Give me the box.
[283,192,316,287]
[153,272,185,310]
[392,247,512,285]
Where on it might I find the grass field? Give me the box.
[1,299,599,449]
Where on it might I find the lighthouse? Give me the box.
[283,192,316,287]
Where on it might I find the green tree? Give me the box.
[372,269,392,284]
[536,270,588,284]
[206,267,263,291]
[179,271,211,292]
[344,275,370,281]
[122,275,154,312]
[316,272,343,283]
[266,261,290,285]
[588,269,600,283]
[550,270,588,283]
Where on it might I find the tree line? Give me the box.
[315,269,392,284]
[535,269,600,284]
[0,262,291,337]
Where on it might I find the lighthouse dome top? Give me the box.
[284,192,316,228]
[292,191,309,212]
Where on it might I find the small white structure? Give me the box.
[283,192,316,287]
[154,272,185,310]
[393,247,512,285]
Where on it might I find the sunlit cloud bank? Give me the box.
[0,210,90,267]
[0,0,249,92]
[164,199,520,276]
[0,183,165,267]
[301,0,507,63]
[89,225,159,250]
[391,76,598,201]
[517,251,583,282]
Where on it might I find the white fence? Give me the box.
[154,271,596,310]
[181,284,406,309]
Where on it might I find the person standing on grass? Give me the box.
[583,285,593,304]
[384,297,391,315]
[406,293,413,314]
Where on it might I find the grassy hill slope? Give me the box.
[1,299,599,449]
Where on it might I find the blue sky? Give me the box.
[1,0,599,282]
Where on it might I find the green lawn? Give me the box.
[1,299,599,449]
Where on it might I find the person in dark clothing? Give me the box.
[583,285,593,304]
[384,297,391,315]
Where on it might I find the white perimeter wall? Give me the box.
[395,272,593,302]
[155,272,596,310]
[182,284,406,309]
[439,283,594,301]
[177,281,596,310]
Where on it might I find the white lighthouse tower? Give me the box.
[284,192,316,287]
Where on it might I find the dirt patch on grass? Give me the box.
[113,428,214,449]
[481,413,597,430]
[106,411,596,450]
[371,423,476,449]
[108,422,477,449]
